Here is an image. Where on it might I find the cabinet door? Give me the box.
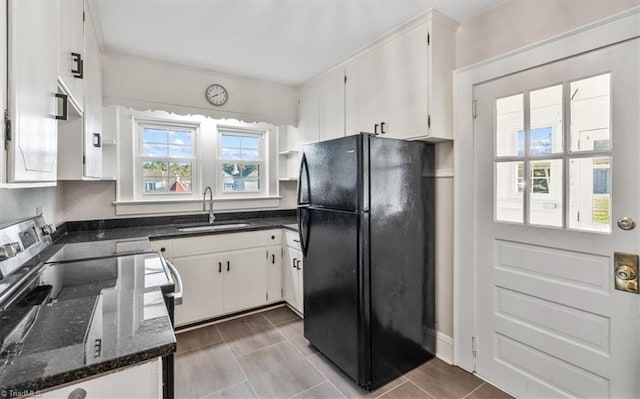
[222,248,268,312]
[172,253,223,327]
[345,22,430,140]
[298,82,320,145]
[41,358,162,399]
[319,68,346,141]
[58,0,84,107]
[7,0,59,182]
[83,9,103,178]
[283,247,303,313]
[267,246,282,303]
[378,22,429,140]
[295,256,304,314]
[345,46,385,137]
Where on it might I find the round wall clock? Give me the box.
[205,84,228,106]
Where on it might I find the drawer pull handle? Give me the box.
[227,261,230,271]
[218,262,222,273]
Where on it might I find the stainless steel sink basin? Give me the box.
[177,223,251,232]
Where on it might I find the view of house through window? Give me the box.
[494,73,611,232]
[219,130,264,193]
[140,125,195,194]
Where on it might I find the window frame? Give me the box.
[135,119,200,199]
[216,126,267,196]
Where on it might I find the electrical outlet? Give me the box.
[36,206,43,216]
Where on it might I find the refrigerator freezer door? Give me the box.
[303,207,370,386]
[301,135,365,211]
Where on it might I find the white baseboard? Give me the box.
[436,332,454,364]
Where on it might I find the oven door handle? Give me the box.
[165,260,183,306]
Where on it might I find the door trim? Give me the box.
[453,6,640,372]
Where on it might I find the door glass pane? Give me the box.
[569,157,611,232]
[529,159,563,227]
[570,74,610,152]
[496,161,524,224]
[496,94,524,157]
[530,85,563,155]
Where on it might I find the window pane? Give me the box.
[168,162,192,192]
[169,131,192,146]
[496,161,523,223]
[168,145,192,158]
[221,134,242,148]
[241,136,260,150]
[530,85,563,155]
[529,159,563,227]
[222,163,260,192]
[143,129,168,144]
[569,157,611,232]
[496,94,524,157]
[220,133,262,161]
[570,74,610,152]
[143,144,168,157]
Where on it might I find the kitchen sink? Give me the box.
[177,223,251,232]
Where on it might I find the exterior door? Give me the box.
[474,39,639,398]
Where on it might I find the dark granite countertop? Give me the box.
[0,210,298,393]
[0,253,176,393]
[61,215,298,244]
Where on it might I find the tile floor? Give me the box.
[174,306,513,399]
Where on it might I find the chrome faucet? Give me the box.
[202,186,215,224]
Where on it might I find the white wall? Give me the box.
[456,0,640,68]
[102,52,298,127]
[0,186,64,225]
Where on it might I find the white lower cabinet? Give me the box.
[222,248,268,313]
[171,252,224,326]
[267,245,283,303]
[283,232,304,314]
[41,358,162,399]
[153,230,282,327]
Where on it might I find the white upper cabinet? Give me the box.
[58,0,84,110]
[82,8,103,178]
[297,81,320,146]
[58,3,103,180]
[6,0,59,183]
[347,10,457,141]
[318,68,346,141]
[300,9,457,142]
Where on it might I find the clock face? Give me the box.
[205,84,228,106]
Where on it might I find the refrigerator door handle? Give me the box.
[297,153,310,206]
[297,207,310,257]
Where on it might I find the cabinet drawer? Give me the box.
[283,230,301,249]
[173,230,278,258]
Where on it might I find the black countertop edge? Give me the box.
[64,209,297,232]
[3,343,176,394]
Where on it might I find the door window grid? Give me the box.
[494,73,612,232]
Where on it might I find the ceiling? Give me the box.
[92,0,503,86]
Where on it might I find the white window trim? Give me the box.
[135,118,201,200]
[216,125,268,196]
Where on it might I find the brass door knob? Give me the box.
[615,264,637,281]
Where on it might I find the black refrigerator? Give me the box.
[297,133,436,390]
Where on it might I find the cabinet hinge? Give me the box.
[82,155,86,165]
[83,11,86,23]
[266,292,268,302]
[3,109,11,151]
[472,334,477,358]
[281,247,284,257]
[577,211,581,222]
[427,115,431,129]
[427,33,430,45]
[281,288,284,299]
[472,100,477,119]
[266,250,268,259]
[344,74,347,84]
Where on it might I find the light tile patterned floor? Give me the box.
[174,307,513,399]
